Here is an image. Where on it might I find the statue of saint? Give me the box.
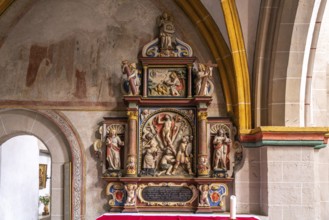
[195,62,217,96]
[158,12,176,55]
[213,129,231,170]
[122,61,140,95]
[106,129,124,170]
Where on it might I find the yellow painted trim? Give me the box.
[241,126,329,135]
[0,0,14,15]
[221,0,251,130]
[175,0,236,117]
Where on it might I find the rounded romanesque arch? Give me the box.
[0,109,85,220]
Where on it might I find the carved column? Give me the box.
[143,65,148,97]
[188,64,192,97]
[197,110,209,176]
[126,109,138,176]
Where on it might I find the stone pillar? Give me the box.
[197,110,209,176]
[188,64,192,97]
[143,65,148,97]
[126,109,138,176]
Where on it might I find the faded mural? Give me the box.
[0,0,225,112]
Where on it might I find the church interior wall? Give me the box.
[1,1,329,220]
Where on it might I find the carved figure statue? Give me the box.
[199,184,210,206]
[156,148,176,176]
[198,156,210,175]
[140,109,150,122]
[143,141,159,169]
[156,114,176,154]
[172,136,193,175]
[125,184,137,206]
[164,71,181,96]
[122,60,140,95]
[195,62,216,96]
[158,12,176,55]
[106,129,124,170]
[213,129,231,170]
[126,156,136,174]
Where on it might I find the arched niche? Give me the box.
[0,109,85,220]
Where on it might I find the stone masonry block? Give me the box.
[282,161,314,182]
[267,146,302,162]
[268,182,302,205]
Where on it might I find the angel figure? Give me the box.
[195,62,216,96]
[122,60,140,95]
[125,184,137,206]
[199,184,210,206]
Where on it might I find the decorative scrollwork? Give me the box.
[210,123,230,136]
[107,124,125,135]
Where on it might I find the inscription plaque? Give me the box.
[142,186,193,202]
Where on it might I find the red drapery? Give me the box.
[97,215,259,220]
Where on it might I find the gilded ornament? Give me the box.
[197,112,207,121]
[127,111,138,120]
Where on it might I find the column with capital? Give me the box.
[197,110,210,176]
[126,110,138,176]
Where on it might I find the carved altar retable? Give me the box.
[93,12,243,214]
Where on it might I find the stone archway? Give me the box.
[0,109,85,220]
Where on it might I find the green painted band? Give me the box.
[242,140,324,148]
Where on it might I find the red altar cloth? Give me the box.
[97,214,259,220]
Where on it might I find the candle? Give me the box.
[230,195,236,220]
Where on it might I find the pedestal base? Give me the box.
[122,206,137,213]
[195,206,212,213]
[212,169,227,178]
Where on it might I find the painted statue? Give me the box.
[106,129,124,170]
[156,114,176,154]
[148,68,186,97]
[213,129,231,170]
[156,148,176,176]
[122,60,140,95]
[195,62,216,96]
[164,72,181,96]
[143,141,159,169]
[125,184,137,206]
[198,156,210,175]
[140,110,194,176]
[172,136,193,175]
[198,184,210,206]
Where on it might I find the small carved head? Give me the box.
[109,129,117,136]
[169,71,177,79]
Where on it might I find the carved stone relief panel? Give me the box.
[139,108,196,177]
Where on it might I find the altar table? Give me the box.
[97,214,260,220]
